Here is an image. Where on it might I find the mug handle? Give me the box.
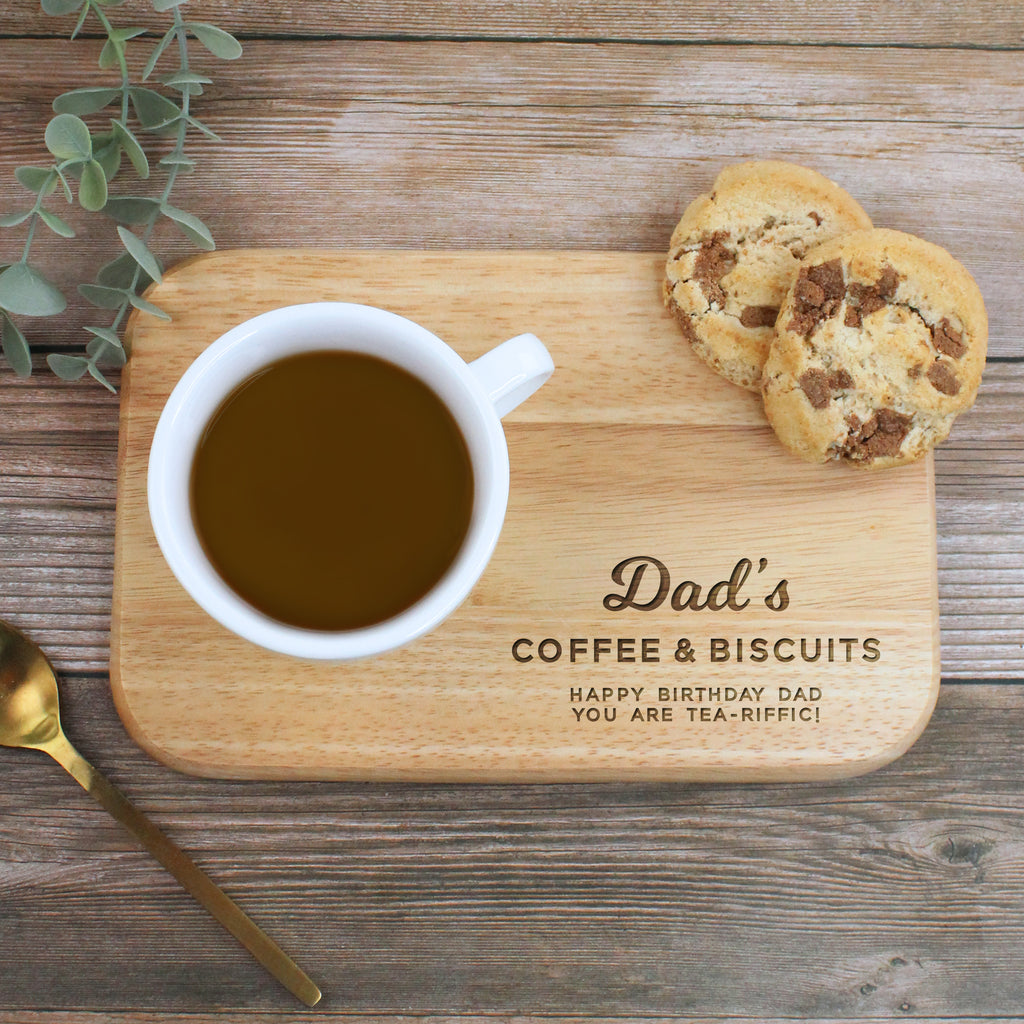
[468,334,554,419]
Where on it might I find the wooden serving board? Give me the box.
[111,249,939,782]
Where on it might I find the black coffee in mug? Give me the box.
[189,350,474,631]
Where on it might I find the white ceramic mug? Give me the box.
[147,302,554,660]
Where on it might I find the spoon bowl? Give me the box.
[0,623,62,748]
[0,618,321,1007]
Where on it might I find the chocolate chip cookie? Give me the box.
[762,228,987,468]
[663,161,873,390]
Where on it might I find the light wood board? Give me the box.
[111,249,939,782]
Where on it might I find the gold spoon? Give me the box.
[0,618,321,1007]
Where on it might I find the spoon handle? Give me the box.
[42,731,322,1007]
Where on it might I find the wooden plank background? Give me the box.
[1,1,1023,1020]
[4,0,1024,45]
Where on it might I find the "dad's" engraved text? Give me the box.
[602,555,790,613]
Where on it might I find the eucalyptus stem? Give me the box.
[86,1,133,125]
[95,7,194,359]
[12,3,117,274]
[158,11,192,214]
[0,0,241,388]
[20,213,40,264]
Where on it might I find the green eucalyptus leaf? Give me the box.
[111,121,149,178]
[0,264,67,317]
[84,325,125,353]
[159,154,195,171]
[148,117,183,136]
[117,226,163,283]
[129,87,182,131]
[142,28,175,80]
[184,115,221,141]
[0,211,33,227]
[53,87,121,116]
[86,361,117,392]
[162,71,211,96]
[97,252,151,290]
[15,167,58,195]
[1,314,33,378]
[185,22,242,60]
[85,335,111,358]
[39,210,76,237]
[98,38,123,70]
[160,202,215,249]
[47,353,90,381]
[78,160,109,211]
[93,140,123,182]
[111,26,147,42]
[44,113,92,161]
[152,0,188,9]
[163,71,212,88]
[41,0,85,14]
[70,3,90,38]
[103,196,161,224]
[55,167,74,203]
[86,335,127,368]
[125,290,171,320]
[79,283,128,309]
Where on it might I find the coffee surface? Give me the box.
[190,350,474,631]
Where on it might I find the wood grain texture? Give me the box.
[1,679,1023,1017]
[4,358,1019,679]
[9,1019,1024,1024]
[111,250,938,781]
[1,35,1023,678]
[3,361,1023,679]
[4,0,1024,46]
[2,41,1022,354]
[2,4,1024,1018]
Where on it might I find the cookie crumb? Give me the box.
[739,305,780,329]
[798,366,854,409]
[932,318,966,359]
[848,281,886,316]
[693,233,736,306]
[830,368,855,390]
[846,264,902,319]
[669,304,700,347]
[843,408,912,460]
[787,258,845,336]
[927,361,961,396]
[799,368,833,409]
[876,264,900,299]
